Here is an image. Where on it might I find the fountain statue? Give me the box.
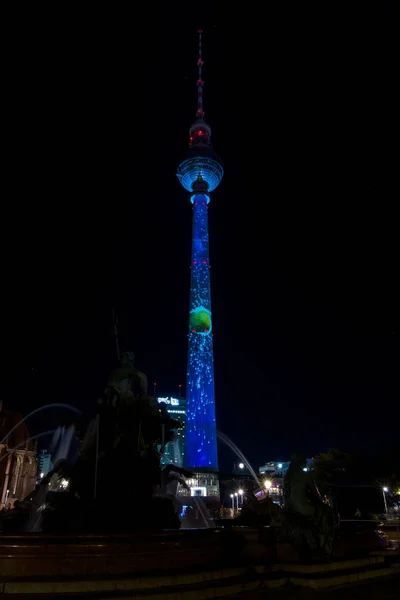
[4,352,189,533]
[242,452,335,562]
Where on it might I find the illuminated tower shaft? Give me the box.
[177,30,223,471]
[186,181,217,468]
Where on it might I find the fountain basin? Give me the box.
[0,529,249,579]
[1,524,386,578]
[0,527,397,597]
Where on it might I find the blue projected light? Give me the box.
[184,194,218,469]
[177,79,223,471]
[177,157,223,193]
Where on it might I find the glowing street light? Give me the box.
[238,488,244,506]
[382,487,389,515]
[265,479,272,496]
[230,493,234,512]
[238,462,244,469]
[234,492,239,511]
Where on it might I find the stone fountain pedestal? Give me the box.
[0,526,398,597]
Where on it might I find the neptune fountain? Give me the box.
[1,352,192,533]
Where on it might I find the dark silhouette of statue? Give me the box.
[238,453,335,562]
[283,452,335,561]
[33,352,186,533]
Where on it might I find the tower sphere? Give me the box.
[177,154,223,194]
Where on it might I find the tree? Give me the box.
[312,448,358,490]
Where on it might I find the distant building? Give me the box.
[38,449,52,480]
[157,397,186,467]
[259,461,290,478]
[259,458,313,478]
[0,401,38,509]
[256,458,313,504]
[157,394,220,500]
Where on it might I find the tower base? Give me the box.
[178,470,220,499]
[177,470,220,527]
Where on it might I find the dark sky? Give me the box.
[1,2,398,470]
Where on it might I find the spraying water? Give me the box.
[217,430,262,488]
[192,495,213,528]
[180,432,260,529]
[0,428,79,532]
[0,403,82,446]
[50,424,80,466]
[0,430,57,530]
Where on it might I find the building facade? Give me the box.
[38,448,52,479]
[177,30,223,490]
[259,458,313,478]
[0,402,38,509]
[157,396,186,467]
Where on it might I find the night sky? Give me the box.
[2,2,398,471]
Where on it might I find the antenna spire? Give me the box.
[196,29,205,119]
[112,308,120,362]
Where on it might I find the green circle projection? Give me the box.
[189,307,211,334]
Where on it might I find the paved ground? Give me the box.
[233,575,400,599]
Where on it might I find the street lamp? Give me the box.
[238,489,244,506]
[230,493,234,513]
[234,492,239,511]
[265,479,272,496]
[382,487,389,516]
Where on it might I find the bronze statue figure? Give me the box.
[283,452,335,561]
